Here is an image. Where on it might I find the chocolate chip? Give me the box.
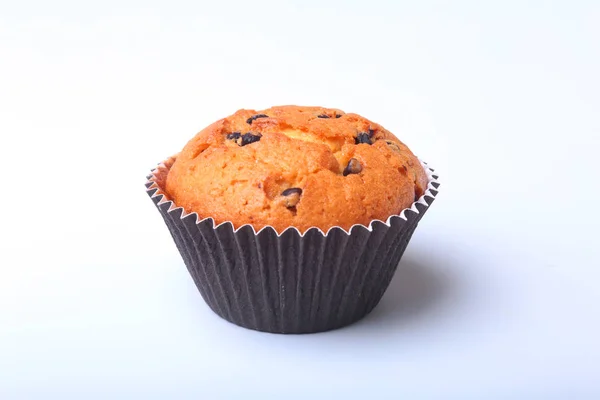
[241,132,262,146]
[226,132,241,140]
[227,131,261,146]
[282,187,303,196]
[343,158,362,176]
[246,114,269,125]
[319,113,342,119]
[355,132,372,145]
[384,139,401,152]
[281,187,302,208]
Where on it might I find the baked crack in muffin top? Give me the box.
[165,105,428,233]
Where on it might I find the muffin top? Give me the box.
[164,105,428,233]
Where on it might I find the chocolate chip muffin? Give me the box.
[146,105,439,334]
[165,105,428,233]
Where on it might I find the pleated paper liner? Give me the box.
[146,155,440,334]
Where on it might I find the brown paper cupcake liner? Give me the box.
[145,156,439,334]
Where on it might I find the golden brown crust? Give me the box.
[164,105,428,233]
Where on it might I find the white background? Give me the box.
[1,0,599,398]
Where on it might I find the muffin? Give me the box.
[146,105,439,333]
[165,106,428,233]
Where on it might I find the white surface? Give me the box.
[1,1,599,398]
